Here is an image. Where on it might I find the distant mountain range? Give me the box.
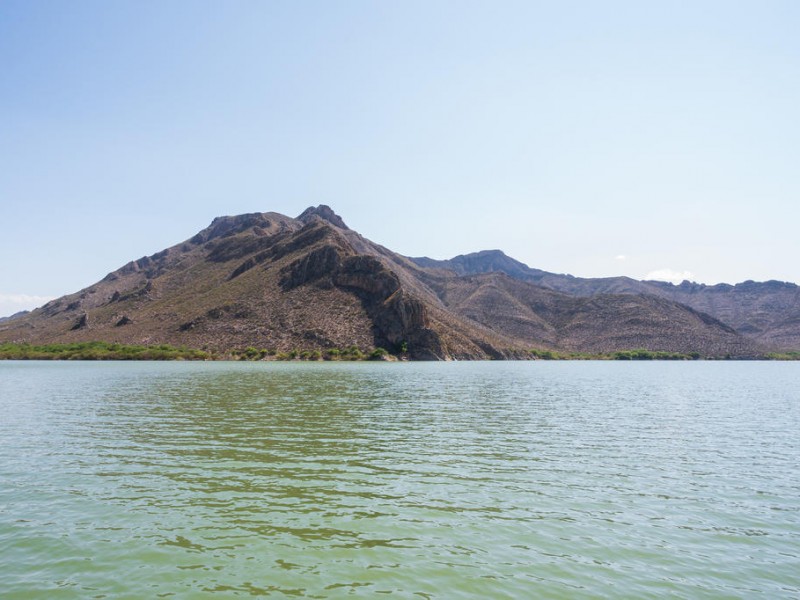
[412,251,800,351]
[0,310,29,324]
[1,205,797,359]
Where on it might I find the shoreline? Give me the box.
[1,342,798,361]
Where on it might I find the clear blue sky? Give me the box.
[2,0,799,316]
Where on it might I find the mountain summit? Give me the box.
[1,206,794,359]
[297,204,349,229]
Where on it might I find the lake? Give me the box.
[1,361,798,598]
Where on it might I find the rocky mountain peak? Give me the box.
[193,212,292,244]
[412,249,547,280]
[297,205,349,230]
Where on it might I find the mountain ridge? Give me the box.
[1,205,793,359]
[411,250,800,350]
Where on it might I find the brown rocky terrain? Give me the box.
[415,250,800,351]
[0,206,781,359]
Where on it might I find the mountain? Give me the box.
[0,206,779,359]
[0,310,29,324]
[412,251,800,351]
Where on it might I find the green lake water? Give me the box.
[1,361,798,598]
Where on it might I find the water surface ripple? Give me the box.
[1,361,798,598]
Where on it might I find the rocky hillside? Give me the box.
[414,251,800,351]
[0,206,776,359]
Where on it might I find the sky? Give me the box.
[1,0,799,317]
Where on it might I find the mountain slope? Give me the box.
[432,272,753,356]
[0,206,766,359]
[413,250,800,351]
[0,208,519,359]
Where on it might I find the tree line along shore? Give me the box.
[1,341,797,361]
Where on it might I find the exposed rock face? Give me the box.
[297,205,349,230]
[332,256,439,357]
[0,205,788,358]
[334,256,400,298]
[280,244,344,290]
[71,313,89,330]
[279,246,441,357]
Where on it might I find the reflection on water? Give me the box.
[1,361,799,598]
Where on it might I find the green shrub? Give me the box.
[0,341,209,361]
[243,346,261,360]
[369,347,388,360]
